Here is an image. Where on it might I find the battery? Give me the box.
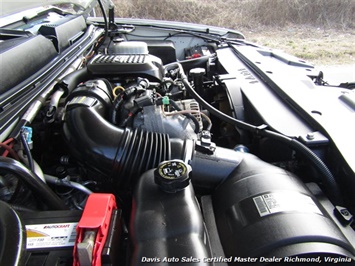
[19,210,82,266]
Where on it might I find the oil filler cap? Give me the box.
[154,160,191,193]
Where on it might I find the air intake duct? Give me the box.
[62,80,187,186]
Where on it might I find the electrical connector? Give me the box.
[22,126,33,149]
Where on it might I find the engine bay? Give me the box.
[1,5,355,265]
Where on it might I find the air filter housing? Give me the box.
[212,153,355,260]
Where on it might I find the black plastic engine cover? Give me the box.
[88,53,163,81]
[212,153,355,260]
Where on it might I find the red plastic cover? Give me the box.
[73,193,117,266]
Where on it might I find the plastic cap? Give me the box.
[154,160,191,193]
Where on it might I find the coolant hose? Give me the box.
[181,66,342,205]
[0,157,67,210]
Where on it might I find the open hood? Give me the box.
[1,1,354,265]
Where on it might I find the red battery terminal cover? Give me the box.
[73,193,117,266]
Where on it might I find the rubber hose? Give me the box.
[55,67,90,97]
[44,174,93,195]
[0,157,67,210]
[263,129,342,204]
[110,95,124,125]
[181,65,342,205]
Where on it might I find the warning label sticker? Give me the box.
[253,192,322,217]
[25,222,77,249]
